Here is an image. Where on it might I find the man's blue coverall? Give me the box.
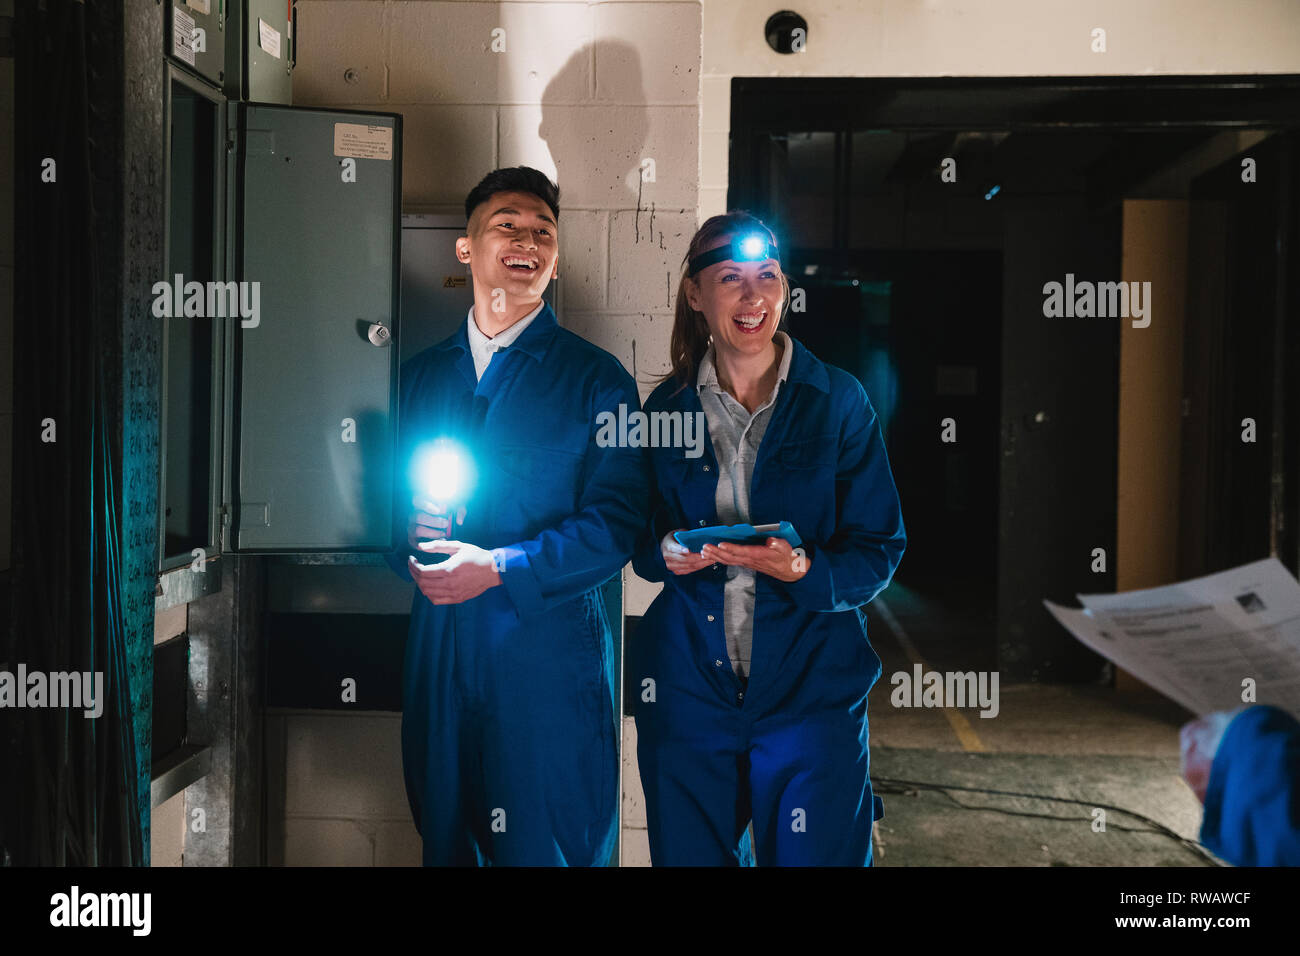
[1200,704,1300,866]
[384,303,649,865]
[630,335,906,865]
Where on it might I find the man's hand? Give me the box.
[1180,708,1246,804]
[662,530,714,576]
[702,537,809,583]
[407,494,467,549]
[409,540,501,605]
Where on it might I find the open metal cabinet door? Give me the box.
[225,103,402,552]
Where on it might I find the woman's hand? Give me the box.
[702,537,809,583]
[661,530,715,575]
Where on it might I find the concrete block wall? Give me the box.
[268,711,420,866]
[285,0,703,865]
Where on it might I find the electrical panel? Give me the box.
[227,103,402,552]
[166,0,294,105]
[160,3,402,569]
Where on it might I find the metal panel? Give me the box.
[151,745,213,809]
[230,103,401,551]
[399,213,559,362]
[159,64,226,575]
[399,214,474,363]
[226,0,293,105]
[165,0,226,89]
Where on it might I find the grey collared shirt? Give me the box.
[696,331,794,680]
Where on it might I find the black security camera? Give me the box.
[765,11,809,55]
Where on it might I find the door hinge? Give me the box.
[218,504,230,554]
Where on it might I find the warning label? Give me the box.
[172,7,196,65]
[333,123,394,161]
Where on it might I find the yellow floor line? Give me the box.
[874,597,986,753]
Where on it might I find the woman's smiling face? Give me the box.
[684,236,785,357]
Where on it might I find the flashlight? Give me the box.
[409,439,475,560]
[417,447,466,504]
[687,232,777,276]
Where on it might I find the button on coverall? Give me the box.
[631,335,906,865]
[385,303,649,865]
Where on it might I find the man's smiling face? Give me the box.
[457,190,559,303]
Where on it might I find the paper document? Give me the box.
[1044,558,1300,717]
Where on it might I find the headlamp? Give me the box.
[687,233,777,277]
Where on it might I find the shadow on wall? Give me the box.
[537,41,668,390]
[540,42,649,218]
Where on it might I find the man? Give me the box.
[1181,705,1300,866]
[384,167,649,865]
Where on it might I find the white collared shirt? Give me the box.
[466,300,546,381]
[695,330,795,680]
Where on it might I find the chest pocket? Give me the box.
[492,442,586,532]
[775,433,838,470]
[761,433,838,532]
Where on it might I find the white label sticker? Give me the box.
[333,123,394,161]
[258,18,282,59]
[172,7,196,65]
[185,0,210,15]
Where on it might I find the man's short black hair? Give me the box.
[464,166,560,226]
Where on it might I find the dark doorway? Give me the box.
[729,76,1300,682]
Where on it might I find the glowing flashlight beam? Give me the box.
[411,441,473,507]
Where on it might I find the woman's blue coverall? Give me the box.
[630,335,906,865]
[384,303,650,866]
[1200,704,1300,866]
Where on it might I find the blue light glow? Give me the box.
[738,235,766,259]
[411,440,473,506]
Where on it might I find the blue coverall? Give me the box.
[630,335,906,865]
[1200,704,1300,866]
[384,303,649,866]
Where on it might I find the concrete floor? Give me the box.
[863,581,1223,867]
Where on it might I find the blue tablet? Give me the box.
[673,521,802,553]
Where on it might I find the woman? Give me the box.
[630,211,906,866]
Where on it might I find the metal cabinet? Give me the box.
[166,0,294,104]
[161,81,402,579]
[227,103,402,552]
